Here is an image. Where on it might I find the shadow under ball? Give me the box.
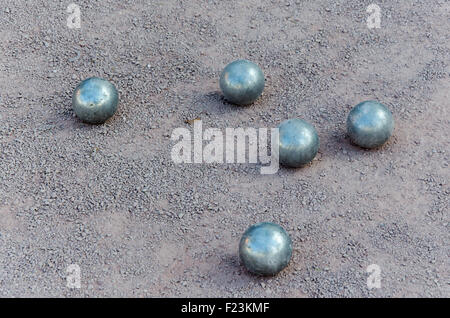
[219,60,265,105]
[278,118,320,168]
[239,222,292,276]
[347,100,394,149]
[72,77,119,124]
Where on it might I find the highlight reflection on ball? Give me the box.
[239,222,292,276]
[278,118,320,168]
[219,60,265,105]
[347,100,394,149]
[72,77,119,124]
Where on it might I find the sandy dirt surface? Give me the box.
[0,0,449,297]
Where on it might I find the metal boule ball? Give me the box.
[72,77,119,124]
[219,59,265,105]
[278,118,320,168]
[347,100,394,149]
[239,222,292,276]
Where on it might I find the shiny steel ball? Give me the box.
[219,60,265,105]
[278,118,320,168]
[347,100,394,148]
[72,77,119,124]
[239,222,292,276]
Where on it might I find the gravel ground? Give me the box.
[0,0,449,297]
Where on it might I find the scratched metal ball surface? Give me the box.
[278,118,320,168]
[239,222,292,276]
[219,60,265,105]
[72,77,119,124]
[347,100,394,148]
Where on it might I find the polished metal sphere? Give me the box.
[278,118,320,168]
[239,222,292,276]
[219,60,265,105]
[72,77,119,124]
[347,100,394,148]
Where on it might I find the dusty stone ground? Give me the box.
[0,0,449,297]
